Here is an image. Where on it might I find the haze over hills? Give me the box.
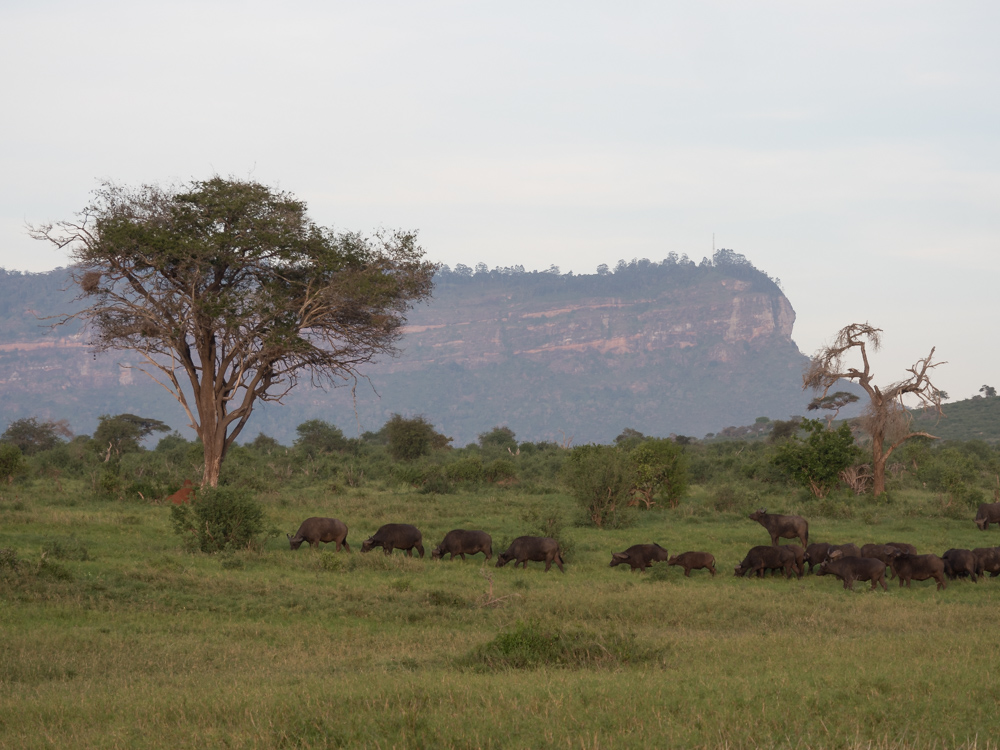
[0,251,833,445]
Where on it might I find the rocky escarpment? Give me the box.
[0,258,814,444]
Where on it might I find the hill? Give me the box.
[0,251,823,444]
[911,395,1000,444]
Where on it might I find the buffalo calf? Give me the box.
[667,551,716,577]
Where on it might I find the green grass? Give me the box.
[2,479,1000,749]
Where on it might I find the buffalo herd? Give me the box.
[285,504,1000,591]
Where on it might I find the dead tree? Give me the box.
[803,323,944,496]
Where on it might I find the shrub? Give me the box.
[170,486,266,553]
[563,445,634,529]
[484,458,517,483]
[384,414,451,460]
[41,536,90,561]
[772,420,862,498]
[0,443,25,484]
[629,438,688,508]
[445,456,484,483]
[462,620,660,671]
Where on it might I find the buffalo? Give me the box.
[972,547,1000,578]
[360,524,424,558]
[860,544,904,579]
[496,536,565,572]
[749,508,808,547]
[975,503,1000,531]
[734,545,796,579]
[780,543,805,578]
[803,543,832,573]
[287,517,350,552]
[431,529,492,561]
[825,543,860,561]
[884,542,917,555]
[609,543,669,572]
[667,551,716,577]
[816,555,888,591]
[942,548,978,582]
[886,550,947,590]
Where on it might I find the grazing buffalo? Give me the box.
[886,550,947,591]
[749,508,808,548]
[431,530,493,561]
[287,517,350,552]
[816,556,888,591]
[942,549,978,582]
[734,545,796,579]
[975,503,1000,531]
[972,547,1000,578]
[360,524,424,558]
[884,542,917,555]
[496,536,565,572]
[609,543,669,572]
[803,543,833,574]
[667,551,716,577]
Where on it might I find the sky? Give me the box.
[2,1,998,406]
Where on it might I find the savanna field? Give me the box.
[2,429,1000,750]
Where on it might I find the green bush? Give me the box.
[463,620,660,671]
[484,458,517,483]
[41,536,90,561]
[445,456,484,483]
[563,445,634,529]
[0,443,25,484]
[170,486,266,553]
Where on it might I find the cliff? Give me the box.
[0,254,815,445]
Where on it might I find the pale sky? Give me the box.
[2,1,998,405]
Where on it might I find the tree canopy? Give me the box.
[32,177,436,485]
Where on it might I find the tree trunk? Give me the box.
[871,431,887,496]
[201,434,224,488]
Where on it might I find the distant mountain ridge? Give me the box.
[0,252,820,444]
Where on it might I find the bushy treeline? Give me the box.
[4,412,999,518]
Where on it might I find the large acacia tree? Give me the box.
[33,177,436,486]
[803,323,944,495]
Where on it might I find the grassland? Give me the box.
[3,479,1000,749]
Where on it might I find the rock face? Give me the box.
[0,259,815,444]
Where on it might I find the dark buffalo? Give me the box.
[972,547,1000,578]
[860,544,903,579]
[942,548,978,582]
[803,543,832,573]
[825,543,860,561]
[496,536,565,572]
[287,517,350,552]
[816,556,888,591]
[884,542,917,555]
[886,550,947,590]
[609,543,669,572]
[667,551,716,577]
[781,543,805,578]
[360,524,424,558]
[749,508,808,547]
[975,503,1000,531]
[734,545,796,579]
[431,529,492,561]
